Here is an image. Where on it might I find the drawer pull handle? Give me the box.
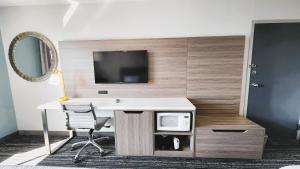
[212,129,247,133]
[123,111,144,114]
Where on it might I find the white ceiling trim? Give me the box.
[0,0,120,7]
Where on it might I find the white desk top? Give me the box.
[37,97,196,111]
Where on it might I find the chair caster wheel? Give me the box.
[100,151,105,157]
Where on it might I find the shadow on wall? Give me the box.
[0,31,17,138]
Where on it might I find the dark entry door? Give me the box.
[247,23,300,138]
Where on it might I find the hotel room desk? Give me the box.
[37,98,196,155]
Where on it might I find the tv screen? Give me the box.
[93,50,148,83]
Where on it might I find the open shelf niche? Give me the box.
[154,134,194,157]
[153,111,195,157]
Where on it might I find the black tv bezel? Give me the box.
[93,50,149,84]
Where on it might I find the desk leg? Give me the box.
[41,109,75,155]
[41,109,51,155]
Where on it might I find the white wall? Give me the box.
[0,31,17,138]
[0,0,300,131]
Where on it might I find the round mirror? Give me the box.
[8,32,58,82]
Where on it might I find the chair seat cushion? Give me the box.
[95,117,110,130]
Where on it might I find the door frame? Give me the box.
[241,19,300,117]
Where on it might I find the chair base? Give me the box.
[72,130,109,162]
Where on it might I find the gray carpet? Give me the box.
[0,166,94,169]
[39,136,300,169]
[1,135,300,169]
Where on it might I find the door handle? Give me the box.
[250,83,263,88]
[250,83,258,87]
[212,129,247,133]
[123,111,144,114]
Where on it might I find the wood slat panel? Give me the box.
[59,38,188,97]
[195,115,265,159]
[187,36,245,116]
[115,111,153,155]
[196,115,264,129]
[195,128,265,159]
[60,36,245,117]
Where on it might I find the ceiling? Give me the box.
[0,0,109,7]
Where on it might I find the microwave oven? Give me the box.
[156,112,191,131]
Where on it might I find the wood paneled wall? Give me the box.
[59,39,188,97]
[187,36,245,116]
[59,36,245,116]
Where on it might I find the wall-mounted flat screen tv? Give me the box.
[93,50,148,83]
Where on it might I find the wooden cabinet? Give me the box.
[195,115,265,159]
[115,111,154,156]
[196,128,265,159]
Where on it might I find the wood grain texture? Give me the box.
[195,128,265,159]
[59,38,188,98]
[195,115,265,159]
[59,36,251,158]
[114,111,153,156]
[187,36,245,116]
[196,115,264,129]
[154,146,193,157]
[59,36,245,117]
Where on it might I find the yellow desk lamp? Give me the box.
[49,69,69,102]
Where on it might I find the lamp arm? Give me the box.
[59,71,68,98]
[54,69,69,102]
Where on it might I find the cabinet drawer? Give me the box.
[115,111,154,156]
[195,128,265,159]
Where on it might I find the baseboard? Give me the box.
[0,131,18,142]
[18,130,114,137]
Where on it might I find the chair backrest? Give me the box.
[62,103,96,130]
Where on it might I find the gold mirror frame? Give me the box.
[8,31,58,82]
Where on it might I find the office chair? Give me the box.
[62,103,110,162]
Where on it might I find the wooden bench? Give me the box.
[195,115,265,159]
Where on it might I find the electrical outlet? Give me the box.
[98,90,108,94]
